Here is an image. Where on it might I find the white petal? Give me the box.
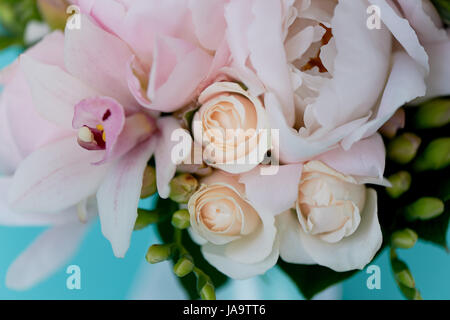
[201,236,279,280]
[277,210,315,264]
[299,189,382,272]
[97,138,156,258]
[155,117,192,198]
[6,222,87,290]
[8,137,109,213]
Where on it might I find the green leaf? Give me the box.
[278,260,357,299]
[156,199,228,299]
[431,0,450,24]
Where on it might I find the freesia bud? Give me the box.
[37,0,70,30]
[413,138,450,172]
[173,256,194,277]
[391,257,415,288]
[386,171,411,198]
[145,244,172,264]
[199,282,216,300]
[134,209,159,230]
[405,197,444,221]
[380,109,405,139]
[169,174,198,204]
[387,133,421,164]
[171,209,190,229]
[141,166,157,198]
[414,99,450,129]
[391,229,418,249]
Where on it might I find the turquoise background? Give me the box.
[1,47,449,300]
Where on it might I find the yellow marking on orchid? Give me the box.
[102,131,106,142]
[96,124,104,131]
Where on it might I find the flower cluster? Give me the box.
[0,0,448,293]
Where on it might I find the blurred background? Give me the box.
[1,1,449,300]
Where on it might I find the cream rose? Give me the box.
[277,160,382,272]
[296,161,365,243]
[193,82,270,174]
[188,171,278,279]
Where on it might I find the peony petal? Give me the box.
[64,15,137,111]
[97,138,157,258]
[201,235,279,280]
[277,210,315,265]
[155,117,193,198]
[317,134,386,179]
[189,0,228,51]
[423,40,450,99]
[20,54,99,128]
[248,0,294,123]
[309,0,392,129]
[342,51,427,149]
[368,0,429,72]
[265,92,370,163]
[239,164,303,216]
[6,222,88,290]
[8,137,109,214]
[298,189,382,272]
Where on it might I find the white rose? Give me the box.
[193,82,270,174]
[278,160,382,271]
[188,170,278,279]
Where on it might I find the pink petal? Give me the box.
[20,54,98,128]
[189,0,228,51]
[97,138,157,258]
[248,0,295,123]
[239,164,303,216]
[8,137,109,214]
[6,222,88,290]
[0,177,80,226]
[64,15,138,111]
[73,97,125,163]
[146,36,213,112]
[317,134,386,179]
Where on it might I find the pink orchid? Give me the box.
[0,15,193,289]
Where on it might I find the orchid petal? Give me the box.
[8,137,109,214]
[97,138,157,258]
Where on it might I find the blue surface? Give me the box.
[1,47,449,300]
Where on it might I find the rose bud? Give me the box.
[193,82,270,174]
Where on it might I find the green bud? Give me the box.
[173,256,194,277]
[396,269,415,289]
[134,209,159,230]
[37,0,70,31]
[171,209,191,229]
[413,138,450,172]
[387,133,421,164]
[391,229,418,249]
[141,166,157,198]
[386,171,412,198]
[169,173,198,204]
[145,244,172,264]
[415,99,450,129]
[200,282,216,300]
[405,197,445,221]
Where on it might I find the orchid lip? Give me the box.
[77,125,106,151]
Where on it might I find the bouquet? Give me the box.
[0,0,449,300]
